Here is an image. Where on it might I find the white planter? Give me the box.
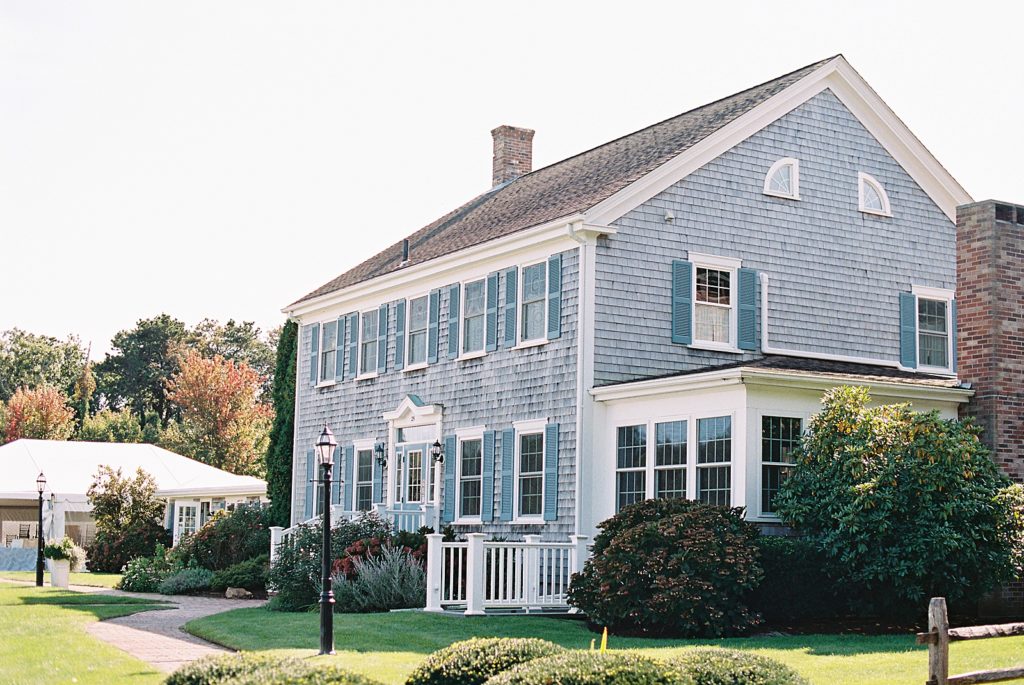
[49,559,71,589]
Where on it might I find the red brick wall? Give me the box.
[491,125,535,187]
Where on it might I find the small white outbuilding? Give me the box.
[0,439,267,568]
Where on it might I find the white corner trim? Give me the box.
[762,157,800,200]
[513,418,549,433]
[857,172,892,217]
[912,284,955,300]
[687,252,743,270]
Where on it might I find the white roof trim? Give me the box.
[586,56,971,226]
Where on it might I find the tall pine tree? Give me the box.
[264,320,297,527]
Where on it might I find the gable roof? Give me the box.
[290,56,837,307]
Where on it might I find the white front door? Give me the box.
[395,445,427,506]
[174,501,198,545]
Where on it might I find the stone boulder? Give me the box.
[225,587,253,599]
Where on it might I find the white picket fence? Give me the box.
[425,533,589,614]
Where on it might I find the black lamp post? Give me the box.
[430,440,444,464]
[315,424,337,656]
[35,472,46,587]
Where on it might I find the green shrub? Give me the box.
[775,386,1024,614]
[748,536,840,624]
[175,503,273,571]
[210,555,269,593]
[568,498,762,637]
[672,649,809,685]
[267,513,394,611]
[119,544,181,593]
[486,651,681,685]
[87,519,171,573]
[85,465,169,572]
[158,567,214,595]
[164,652,383,685]
[406,638,564,685]
[334,546,425,613]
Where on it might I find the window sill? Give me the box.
[763,190,800,201]
[512,338,547,351]
[917,365,956,377]
[689,341,743,354]
[457,350,487,362]
[453,518,482,526]
[315,380,337,389]
[510,518,545,525]
[402,362,429,374]
[859,207,892,218]
[356,372,379,382]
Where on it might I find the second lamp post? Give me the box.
[315,424,337,656]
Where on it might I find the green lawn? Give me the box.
[0,582,167,685]
[0,570,123,588]
[186,608,1024,685]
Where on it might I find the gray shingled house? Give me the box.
[277,55,974,613]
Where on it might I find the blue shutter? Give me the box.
[428,289,440,364]
[308,323,320,386]
[503,268,518,348]
[442,435,457,523]
[447,284,460,359]
[899,292,918,369]
[737,267,758,351]
[950,299,958,372]
[304,449,314,519]
[394,300,407,370]
[344,445,354,511]
[372,449,383,504]
[481,430,495,521]
[485,272,499,352]
[167,501,176,532]
[377,304,388,374]
[542,423,559,521]
[671,260,693,344]
[332,446,342,505]
[499,428,514,521]
[339,313,352,378]
[346,313,358,380]
[546,254,562,340]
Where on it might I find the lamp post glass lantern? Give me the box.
[431,440,444,464]
[315,424,337,655]
[35,472,46,587]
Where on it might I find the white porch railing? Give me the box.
[425,533,589,615]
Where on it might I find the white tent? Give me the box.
[0,439,267,558]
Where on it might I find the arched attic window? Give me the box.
[763,158,800,200]
[858,172,892,216]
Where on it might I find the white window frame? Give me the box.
[912,285,955,374]
[357,307,380,379]
[315,320,339,388]
[352,438,376,512]
[174,500,199,545]
[694,413,734,508]
[858,172,892,217]
[651,418,688,501]
[763,157,800,200]
[454,426,486,523]
[517,260,548,347]
[460,278,488,359]
[404,293,430,372]
[512,418,547,521]
[756,412,807,520]
[689,252,741,353]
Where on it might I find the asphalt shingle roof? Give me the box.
[292,56,838,306]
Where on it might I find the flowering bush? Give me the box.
[119,544,181,592]
[175,502,272,571]
[406,638,564,685]
[567,498,763,637]
[87,519,171,573]
[43,537,86,570]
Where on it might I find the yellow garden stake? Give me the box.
[600,627,608,653]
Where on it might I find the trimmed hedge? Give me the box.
[175,503,273,571]
[485,651,682,685]
[406,638,564,685]
[672,649,808,685]
[164,652,383,685]
[210,555,269,593]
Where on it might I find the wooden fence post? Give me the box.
[424,533,443,613]
[928,596,950,685]
[464,533,486,616]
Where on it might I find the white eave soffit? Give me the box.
[583,56,972,227]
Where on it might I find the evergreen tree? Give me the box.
[264,320,296,527]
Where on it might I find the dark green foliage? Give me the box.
[85,465,170,572]
[164,652,383,685]
[748,536,841,624]
[158,567,214,595]
[87,519,171,572]
[266,513,394,611]
[0,328,87,402]
[264,320,296,528]
[774,386,1024,614]
[406,637,564,685]
[568,498,763,637]
[119,544,180,592]
[672,649,809,685]
[175,503,272,571]
[486,651,682,685]
[210,556,269,593]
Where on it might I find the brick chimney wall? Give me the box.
[957,200,1024,483]
[491,125,535,187]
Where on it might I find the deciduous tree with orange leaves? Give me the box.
[162,350,273,476]
[0,385,76,444]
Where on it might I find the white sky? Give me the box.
[2,1,1021,359]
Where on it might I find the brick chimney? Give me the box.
[957,200,1024,484]
[491,125,535,187]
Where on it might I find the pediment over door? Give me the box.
[383,394,443,427]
